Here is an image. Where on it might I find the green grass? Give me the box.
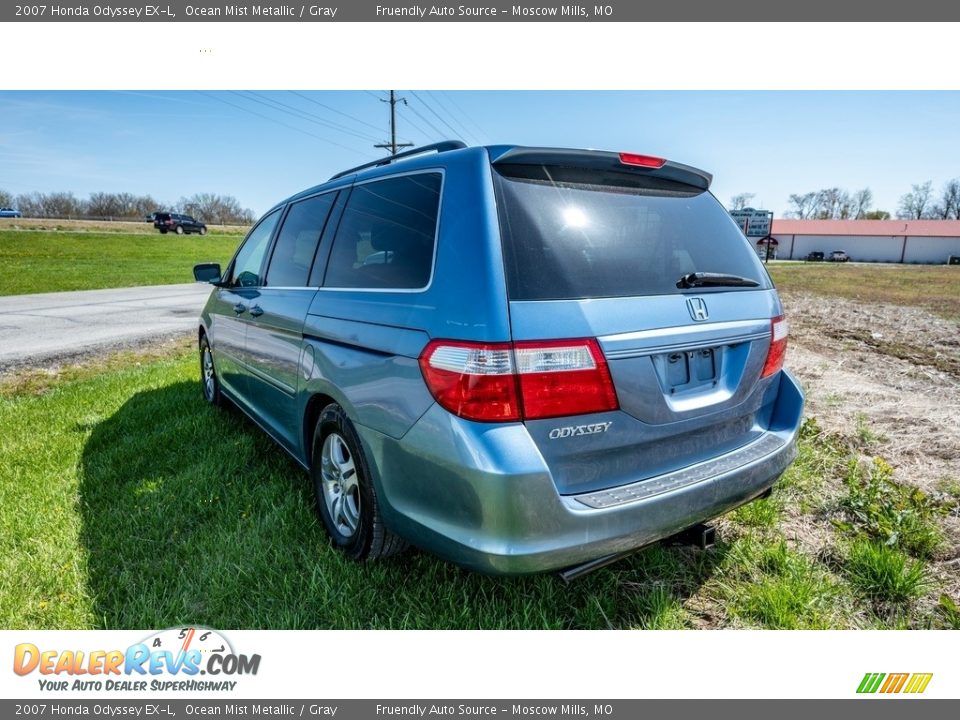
[845,540,930,605]
[0,348,952,630]
[0,348,721,629]
[715,537,844,629]
[838,457,945,559]
[766,262,960,321]
[0,230,241,295]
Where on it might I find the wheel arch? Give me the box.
[303,391,337,469]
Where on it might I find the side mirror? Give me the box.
[193,262,222,284]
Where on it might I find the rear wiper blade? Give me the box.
[677,272,760,289]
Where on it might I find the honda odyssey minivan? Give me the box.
[193,142,804,575]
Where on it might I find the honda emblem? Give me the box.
[687,297,709,322]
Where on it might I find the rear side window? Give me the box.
[266,192,336,287]
[323,172,442,290]
[495,165,769,300]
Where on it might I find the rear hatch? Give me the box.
[491,148,786,496]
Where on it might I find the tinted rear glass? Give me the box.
[323,172,441,290]
[495,165,770,301]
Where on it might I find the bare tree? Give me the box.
[852,188,873,219]
[179,193,255,225]
[897,181,934,219]
[8,189,251,222]
[787,192,818,219]
[931,178,960,220]
[730,193,755,211]
[0,189,14,208]
[813,188,853,219]
[87,192,123,218]
[46,192,82,217]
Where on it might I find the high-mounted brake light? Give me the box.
[419,338,619,423]
[760,315,789,379]
[618,152,666,169]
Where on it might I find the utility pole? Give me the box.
[374,90,414,156]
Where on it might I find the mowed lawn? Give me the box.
[0,230,242,295]
[1,342,957,630]
[767,261,960,321]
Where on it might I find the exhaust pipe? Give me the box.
[557,549,636,583]
[666,522,717,550]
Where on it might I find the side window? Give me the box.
[265,192,336,287]
[324,172,442,290]
[229,209,282,288]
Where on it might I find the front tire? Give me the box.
[199,226,207,236]
[199,334,223,406]
[311,404,407,561]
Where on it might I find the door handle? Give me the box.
[233,303,246,315]
[249,305,264,318]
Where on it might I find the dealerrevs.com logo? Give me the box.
[13,627,260,693]
[857,672,933,695]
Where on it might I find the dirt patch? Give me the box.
[783,291,960,494]
[782,291,960,605]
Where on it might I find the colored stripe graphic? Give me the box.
[857,673,885,693]
[880,673,909,693]
[904,674,933,694]
[857,672,932,694]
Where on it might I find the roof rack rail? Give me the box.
[329,140,468,181]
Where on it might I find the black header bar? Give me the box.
[3,0,957,21]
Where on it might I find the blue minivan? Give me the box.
[193,142,804,576]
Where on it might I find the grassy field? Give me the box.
[0,230,242,295]
[0,218,250,235]
[1,342,956,630]
[767,261,960,321]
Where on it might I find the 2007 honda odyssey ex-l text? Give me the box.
[192,141,804,576]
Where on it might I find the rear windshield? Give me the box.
[494,165,770,301]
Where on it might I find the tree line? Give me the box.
[730,178,960,220]
[0,189,256,225]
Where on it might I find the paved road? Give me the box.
[0,283,212,368]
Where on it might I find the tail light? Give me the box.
[760,315,789,378]
[419,338,619,423]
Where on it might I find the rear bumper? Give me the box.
[360,370,805,575]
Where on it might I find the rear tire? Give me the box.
[311,404,407,561]
[175,225,184,235]
[159,229,168,234]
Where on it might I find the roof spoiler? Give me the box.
[329,140,467,181]
[489,146,712,190]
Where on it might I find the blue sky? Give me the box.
[1,90,959,217]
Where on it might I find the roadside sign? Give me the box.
[729,208,772,238]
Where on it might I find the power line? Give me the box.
[427,91,484,146]
[439,91,492,144]
[288,91,386,134]
[198,92,371,157]
[402,101,448,141]
[408,91,466,143]
[393,106,433,142]
[241,91,382,143]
